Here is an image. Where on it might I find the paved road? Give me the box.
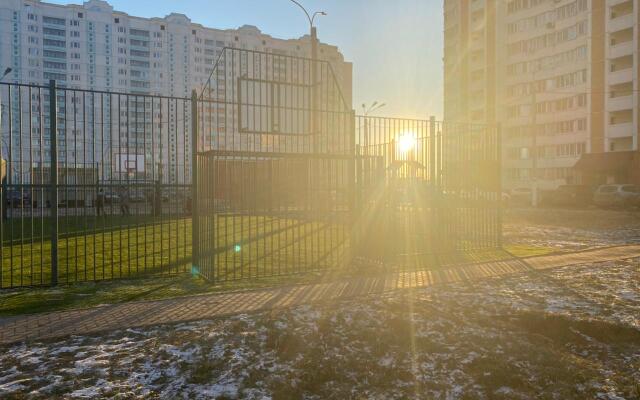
[1,244,639,345]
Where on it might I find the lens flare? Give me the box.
[397,132,417,154]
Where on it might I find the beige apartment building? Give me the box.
[444,0,640,190]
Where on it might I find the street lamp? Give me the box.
[287,1,326,152]
[362,101,386,116]
[287,0,326,62]
[362,102,386,155]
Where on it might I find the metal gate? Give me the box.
[194,48,354,282]
[353,117,502,268]
[193,48,502,283]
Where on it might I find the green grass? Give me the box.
[2,213,355,288]
[505,244,558,258]
[0,243,551,318]
[2,216,192,288]
[0,210,560,317]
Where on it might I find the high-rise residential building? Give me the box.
[0,0,352,182]
[444,0,640,190]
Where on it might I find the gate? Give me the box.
[353,117,501,268]
[194,48,354,282]
[194,48,502,283]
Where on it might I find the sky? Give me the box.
[49,0,445,119]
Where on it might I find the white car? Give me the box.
[593,184,640,209]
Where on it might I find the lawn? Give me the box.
[0,245,544,318]
[2,215,192,288]
[2,207,589,317]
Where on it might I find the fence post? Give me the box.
[191,90,199,274]
[429,116,437,253]
[496,123,503,249]
[348,110,357,265]
[49,80,58,286]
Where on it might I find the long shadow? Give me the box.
[500,247,611,310]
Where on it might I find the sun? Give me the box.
[397,132,417,154]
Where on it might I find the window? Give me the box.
[43,16,65,25]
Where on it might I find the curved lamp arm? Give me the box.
[288,0,313,27]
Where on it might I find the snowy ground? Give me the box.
[1,256,639,399]
[505,208,640,252]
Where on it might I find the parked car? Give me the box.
[509,187,532,206]
[541,185,594,208]
[593,184,640,209]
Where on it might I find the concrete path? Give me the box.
[1,244,639,345]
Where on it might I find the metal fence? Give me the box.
[353,117,502,268]
[193,48,354,282]
[1,49,502,289]
[193,48,502,283]
[1,81,192,288]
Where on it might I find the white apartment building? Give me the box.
[0,0,352,182]
[444,0,640,189]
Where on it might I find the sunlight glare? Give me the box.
[397,132,417,154]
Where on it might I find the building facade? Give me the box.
[444,0,640,190]
[0,0,352,182]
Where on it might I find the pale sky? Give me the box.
[48,0,445,118]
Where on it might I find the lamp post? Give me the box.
[287,0,326,62]
[287,0,326,152]
[362,102,386,155]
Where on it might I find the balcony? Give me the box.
[608,68,633,85]
[607,94,633,112]
[607,122,633,138]
[609,40,633,58]
[609,12,634,32]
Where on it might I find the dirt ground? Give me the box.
[1,208,639,399]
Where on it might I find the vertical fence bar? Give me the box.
[49,80,59,286]
[348,110,356,264]
[496,123,503,248]
[191,90,199,275]
[429,116,436,253]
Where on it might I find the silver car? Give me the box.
[593,184,640,209]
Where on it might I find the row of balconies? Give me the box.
[606,0,635,143]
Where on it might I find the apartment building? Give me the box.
[444,0,640,190]
[0,0,352,182]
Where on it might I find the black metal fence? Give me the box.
[353,117,502,268]
[1,49,502,289]
[193,48,502,283]
[1,81,192,288]
[193,48,354,282]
